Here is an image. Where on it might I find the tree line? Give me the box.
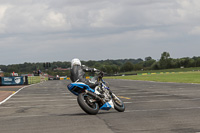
[1,52,200,76]
[83,52,200,74]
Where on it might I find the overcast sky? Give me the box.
[0,0,200,65]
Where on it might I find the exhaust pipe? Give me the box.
[85,90,105,104]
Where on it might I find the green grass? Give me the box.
[122,67,200,75]
[106,71,200,84]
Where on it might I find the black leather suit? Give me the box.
[70,65,98,88]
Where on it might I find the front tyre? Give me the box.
[77,93,99,115]
[112,94,125,112]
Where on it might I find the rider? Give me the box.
[70,58,100,89]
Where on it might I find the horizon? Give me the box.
[0,54,199,66]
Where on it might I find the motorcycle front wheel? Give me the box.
[112,93,125,112]
[77,92,99,115]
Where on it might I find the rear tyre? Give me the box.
[112,94,125,112]
[77,93,99,115]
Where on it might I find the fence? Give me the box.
[28,76,48,84]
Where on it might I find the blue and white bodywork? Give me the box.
[99,100,114,110]
[67,82,95,95]
[67,81,114,111]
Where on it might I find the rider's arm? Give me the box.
[82,65,99,72]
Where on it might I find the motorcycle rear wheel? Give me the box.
[112,94,125,112]
[77,93,99,115]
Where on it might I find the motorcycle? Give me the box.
[67,72,125,115]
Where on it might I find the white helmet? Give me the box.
[71,58,81,68]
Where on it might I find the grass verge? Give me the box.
[105,71,200,84]
[121,67,200,75]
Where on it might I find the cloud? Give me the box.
[0,0,200,65]
[0,0,196,35]
[189,26,200,35]
[0,5,7,20]
[42,11,70,29]
[0,5,10,33]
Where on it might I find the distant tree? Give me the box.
[143,56,156,68]
[179,58,190,68]
[196,58,200,67]
[159,52,171,69]
[120,62,134,72]
[85,60,96,67]
[145,56,152,61]
[99,65,107,72]
[133,64,143,71]
[2,54,200,76]
[151,62,160,70]
[104,65,112,74]
[170,59,179,68]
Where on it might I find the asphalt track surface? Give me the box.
[1,79,200,133]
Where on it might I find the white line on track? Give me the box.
[15,93,70,96]
[117,93,200,99]
[0,114,49,118]
[10,96,73,99]
[0,104,78,109]
[133,97,200,103]
[127,94,173,98]
[124,102,133,104]
[6,99,77,103]
[119,97,200,104]
[125,106,200,112]
[0,84,35,105]
[0,82,71,105]
[118,91,200,95]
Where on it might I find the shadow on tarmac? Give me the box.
[54,110,118,116]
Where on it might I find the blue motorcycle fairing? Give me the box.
[100,102,112,110]
[67,82,114,111]
[67,82,94,96]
